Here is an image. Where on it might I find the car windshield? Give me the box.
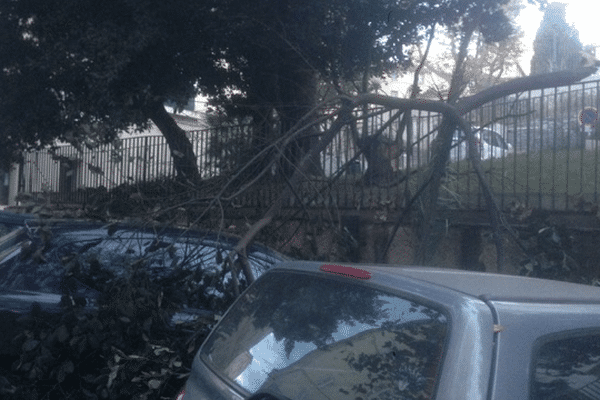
[201,271,448,400]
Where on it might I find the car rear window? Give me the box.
[201,271,448,400]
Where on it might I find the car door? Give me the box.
[487,301,600,400]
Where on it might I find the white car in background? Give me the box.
[450,126,514,161]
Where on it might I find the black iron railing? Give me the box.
[17,78,600,213]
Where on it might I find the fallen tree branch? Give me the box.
[457,67,598,114]
[230,66,599,283]
[227,101,355,284]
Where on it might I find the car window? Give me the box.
[491,131,509,149]
[202,271,448,400]
[0,225,282,294]
[531,332,600,400]
[481,130,493,146]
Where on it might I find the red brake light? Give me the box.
[319,264,371,279]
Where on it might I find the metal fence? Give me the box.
[19,127,243,203]
[17,78,600,212]
[443,78,600,211]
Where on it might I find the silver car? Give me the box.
[451,126,514,161]
[177,261,600,400]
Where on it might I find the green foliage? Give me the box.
[0,0,215,169]
[0,243,215,399]
[207,0,522,122]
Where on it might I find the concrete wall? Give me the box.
[270,216,524,275]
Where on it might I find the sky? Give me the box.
[517,0,600,74]
[380,0,600,96]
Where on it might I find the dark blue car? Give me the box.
[0,219,288,317]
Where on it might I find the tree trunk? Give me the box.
[146,102,201,184]
[413,21,476,265]
[279,68,321,176]
[413,118,458,264]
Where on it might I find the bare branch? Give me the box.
[458,67,598,113]
[349,93,457,115]
[188,100,340,227]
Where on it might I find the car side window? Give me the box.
[481,129,504,148]
[492,132,509,149]
[531,333,600,400]
[481,130,492,145]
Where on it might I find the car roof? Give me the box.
[273,262,600,304]
[389,266,600,303]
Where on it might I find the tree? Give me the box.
[6,0,580,286]
[0,0,447,181]
[409,0,521,265]
[206,0,443,122]
[409,0,527,99]
[0,0,218,181]
[205,0,459,177]
[223,0,600,283]
[206,0,547,179]
[530,2,583,75]
[0,0,539,184]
